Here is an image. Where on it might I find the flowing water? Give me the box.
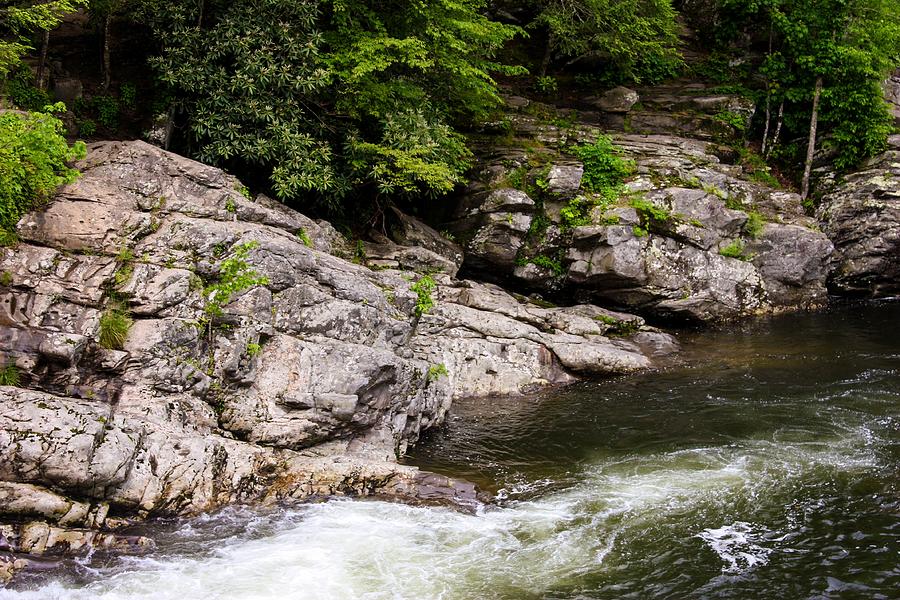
[3,303,899,599]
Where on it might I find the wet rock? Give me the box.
[816,142,900,297]
[593,86,640,113]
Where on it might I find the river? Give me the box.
[3,302,898,599]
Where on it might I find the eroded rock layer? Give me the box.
[0,141,674,573]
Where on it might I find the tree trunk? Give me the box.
[36,30,50,90]
[761,89,772,155]
[766,100,785,159]
[801,77,823,200]
[102,14,111,90]
[539,32,555,77]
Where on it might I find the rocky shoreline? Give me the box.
[1,121,898,582]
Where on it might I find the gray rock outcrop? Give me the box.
[0,140,674,573]
[816,137,900,297]
[453,114,833,322]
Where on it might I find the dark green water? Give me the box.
[4,303,898,599]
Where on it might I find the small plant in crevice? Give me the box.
[0,359,20,386]
[99,306,133,349]
[353,240,367,265]
[235,183,252,200]
[245,342,262,357]
[411,275,436,318]
[719,239,752,261]
[295,228,312,248]
[743,211,765,239]
[0,270,12,286]
[113,246,135,287]
[202,241,269,322]
[523,253,565,277]
[426,363,448,382]
[569,135,635,202]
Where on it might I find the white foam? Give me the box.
[0,423,882,600]
[696,522,773,574]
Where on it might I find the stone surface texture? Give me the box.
[816,137,900,297]
[0,141,674,570]
[454,104,833,322]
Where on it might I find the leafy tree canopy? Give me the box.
[529,0,682,82]
[0,0,85,77]
[140,0,522,210]
[719,0,900,170]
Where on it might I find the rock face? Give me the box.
[0,140,674,569]
[816,137,900,297]
[454,110,833,322]
[885,69,900,126]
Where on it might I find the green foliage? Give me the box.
[4,64,52,110]
[719,0,900,172]
[632,225,648,237]
[0,360,19,386]
[744,210,765,238]
[92,95,119,129]
[630,197,673,224]
[534,75,558,95]
[559,194,618,229]
[296,228,312,248]
[0,270,11,286]
[713,110,748,133]
[531,0,682,83]
[411,274,436,318]
[77,118,97,137]
[119,82,137,109]
[203,241,269,320]
[140,0,522,207]
[0,0,86,77]
[235,184,251,200]
[527,254,565,276]
[570,135,635,202]
[245,342,261,357]
[737,146,780,188]
[426,363,448,382]
[99,306,133,349]
[719,239,752,261]
[0,107,86,238]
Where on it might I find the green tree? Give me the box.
[140,0,521,209]
[0,0,85,79]
[529,0,681,81]
[0,104,86,241]
[718,0,900,192]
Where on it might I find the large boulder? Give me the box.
[451,127,832,323]
[816,137,900,297]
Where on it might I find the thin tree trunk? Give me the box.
[198,0,205,28]
[36,30,50,90]
[539,32,555,77]
[761,22,774,155]
[102,14,111,90]
[801,77,823,200]
[761,89,772,155]
[766,100,784,159]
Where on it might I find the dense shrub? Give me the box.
[0,105,86,238]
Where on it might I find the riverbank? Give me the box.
[3,301,897,598]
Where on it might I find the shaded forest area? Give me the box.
[1,0,899,239]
